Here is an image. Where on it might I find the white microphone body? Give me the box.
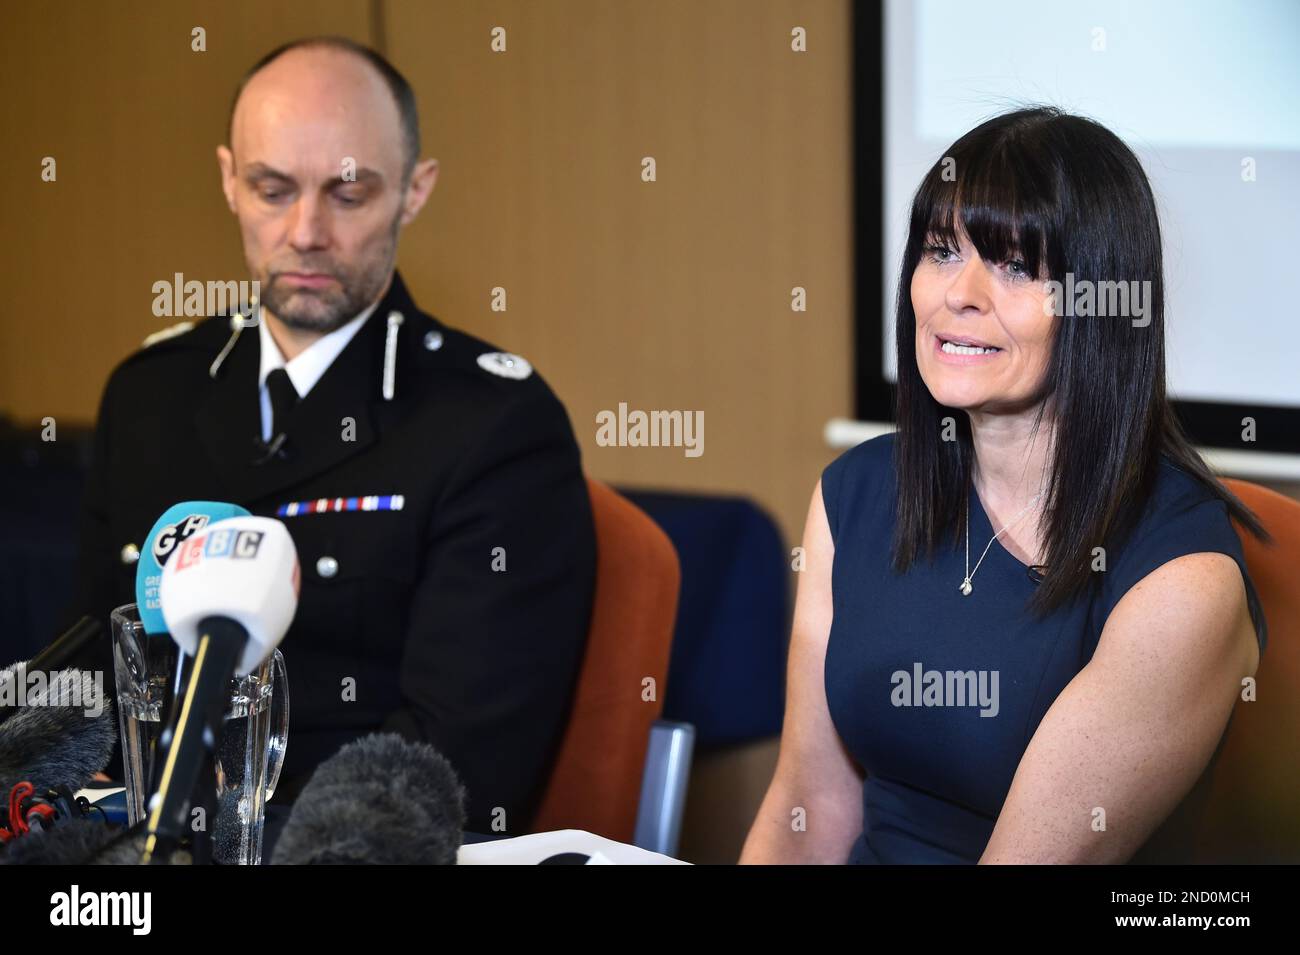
[161,516,299,676]
[142,516,299,863]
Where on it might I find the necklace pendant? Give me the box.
[960,578,973,596]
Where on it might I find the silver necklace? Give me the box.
[961,486,1045,596]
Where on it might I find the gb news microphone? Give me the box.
[141,515,298,865]
[135,501,252,768]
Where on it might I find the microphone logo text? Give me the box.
[151,513,210,565]
[173,529,266,571]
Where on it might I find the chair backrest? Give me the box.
[530,478,681,842]
[1191,479,1300,862]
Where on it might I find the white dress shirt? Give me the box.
[257,301,378,441]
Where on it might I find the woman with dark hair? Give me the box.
[741,106,1271,864]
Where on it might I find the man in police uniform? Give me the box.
[68,37,596,835]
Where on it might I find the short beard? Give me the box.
[258,216,401,334]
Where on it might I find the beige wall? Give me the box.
[0,0,853,550]
[387,0,853,548]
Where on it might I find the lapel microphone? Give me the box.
[251,432,290,466]
[257,367,299,466]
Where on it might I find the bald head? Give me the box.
[216,38,438,347]
[228,37,419,180]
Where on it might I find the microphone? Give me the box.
[141,516,298,864]
[250,432,289,466]
[0,665,117,854]
[1,817,191,865]
[0,814,120,865]
[93,821,190,864]
[137,502,254,637]
[270,733,465,865]
[0,618,104,729]
[0,665,116,792]
[135,502,253,734]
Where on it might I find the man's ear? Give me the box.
[216,145,238,213]
[399,158,440,226]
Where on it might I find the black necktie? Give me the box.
[265,367,299,441]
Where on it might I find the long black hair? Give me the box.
[891,106,1272,619]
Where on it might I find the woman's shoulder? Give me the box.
[1139,455,1237,539]
[1098,454,1267,652]
[820,431,896,541]
[1151,454,1219,508]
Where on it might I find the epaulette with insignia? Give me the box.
[476,351,533,381]
[141,321,195,348]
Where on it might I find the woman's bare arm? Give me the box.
[980,552,1259,863]
[739,479,865,864]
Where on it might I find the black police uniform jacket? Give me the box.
[69,271,596,834]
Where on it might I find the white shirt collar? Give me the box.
[257,299,378,398]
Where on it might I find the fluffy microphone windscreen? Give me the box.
[0,816,118,865]
[1,818,193,866]
[271,733,466,865]
[91,826,192,865]
[0,665,117,791]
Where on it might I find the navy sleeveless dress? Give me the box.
[822,433,1267,865]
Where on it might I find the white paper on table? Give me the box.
[457,829,689,865]
[77,785,126,803]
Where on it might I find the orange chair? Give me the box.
[1188,479,1300,862]
[530,478,685,847]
